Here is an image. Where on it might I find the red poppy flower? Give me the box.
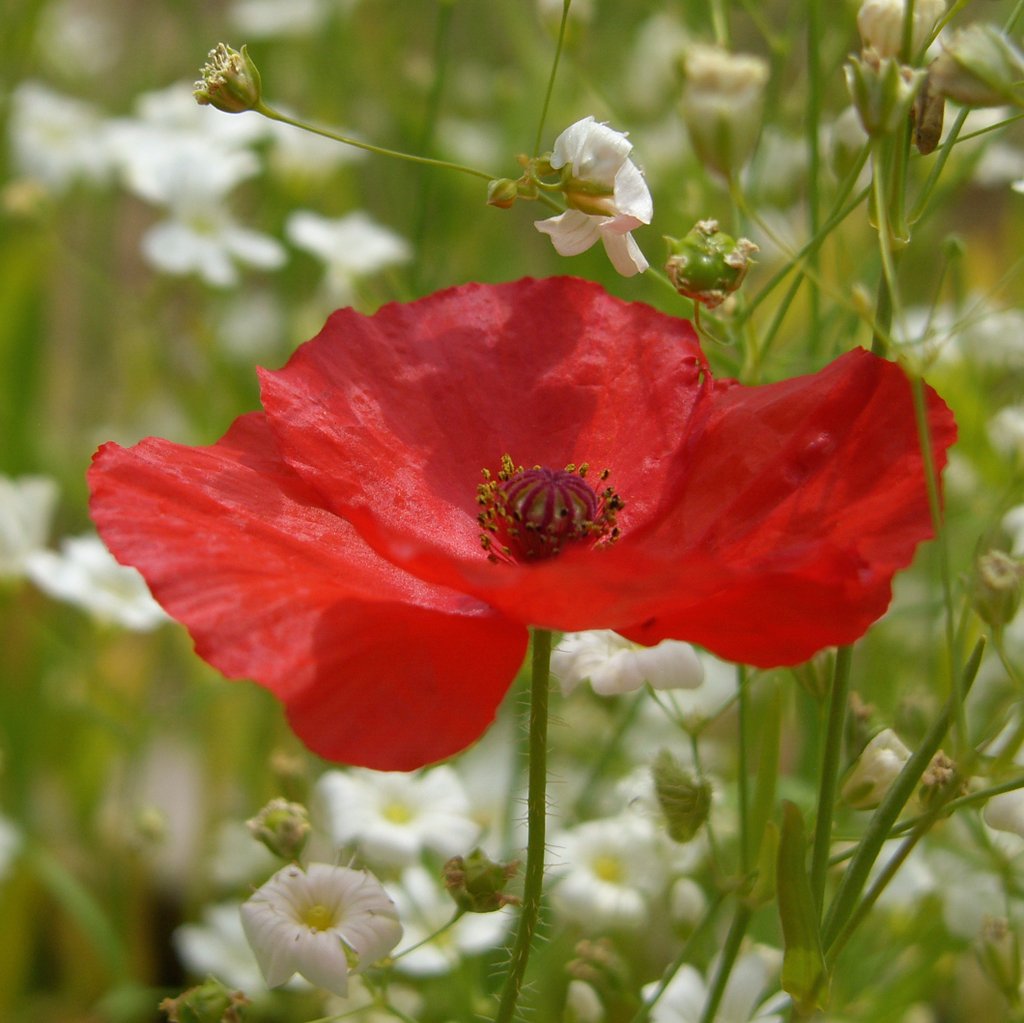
[88,277,956,770]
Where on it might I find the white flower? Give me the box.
[286,210,412,302]
[984,788,1024,839]
[988,404,1024,460]
[553,630,704,696]
[174,902,265,992]
[0,474,58,579]
[9,82,114,192]
[535,116,652,277]
[315,765,480,869]
[644,948,785,1023]
[229,0,333,38]
[551,814,669,931]
[388,865,512,975]
[24,534,168,630]
[841,728,912,810]
[857,0,947,60]
[0,814,21,881]
[240,862,402,997]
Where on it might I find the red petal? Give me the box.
[617,348,958,664]
[257,276,707,591]
[87,413,528,770]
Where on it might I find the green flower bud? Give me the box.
[664,219,758,309]
[246,798,310,861]
[486,177,521,209]
[442,848,520,913]
[930,24,1024,109]
[845,50,926,137]
[194,44,262,114]
[651,749,712,843]
[976,917,1022,1007]
[971,549,1024,628]
[159,978,249,1023]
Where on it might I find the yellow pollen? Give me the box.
[302,903,335,931]
[592,855,624,884]
[383,801,413,824]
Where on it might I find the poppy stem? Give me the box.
[494,628,552,1023]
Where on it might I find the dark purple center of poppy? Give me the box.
[477,455,622,563]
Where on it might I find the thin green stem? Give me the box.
[391,910,464,961]
[255,102,496,181]
[821,638,984,950]
[697,903,753,1023]
[533,1,571,156]
[810,646,853,915]
[737,665,751,874]
[805,0,823,343]
[495,629,552,1023]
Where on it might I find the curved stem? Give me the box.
[254,102,496,181]
[494,629,552,1023]
[533,1,572,156]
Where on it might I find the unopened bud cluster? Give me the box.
[246,798,310,860]
[160,978,249,1023]
[971,549,1024,628]
[443,848,520,913]
[930,24,1024,109]
[651,749,711,843]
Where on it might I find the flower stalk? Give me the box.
[495,628,553,1023]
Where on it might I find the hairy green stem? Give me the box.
[495,629,552,1023]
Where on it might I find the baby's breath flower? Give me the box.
[0,474,58,579]
[240,862,401,997]
[856,0,946,60]
[194,43,263,113]
[679,45,769,177]
[841,728,912,810]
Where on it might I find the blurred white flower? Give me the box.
[983,788,1024,839]
[551,814,669,930]
[315,765,480,869]
[841,728,912,810]
[553,630,704,696]
[229,0,334,38]
[240,862,402,997]
[623,13,692,113]
[35,0,123,79]
[988,404,1024,460]
[857,0,946,60]
[535,116,652,277]
[8,82,114,192]
[1004,505,1024,555]
[286,210,412,302]
[0,474,59,579]
[174,901,265,992]
[388,864,512,975]
[24,534,168,630]
[0,814,21,881]
[644,948,785,1023]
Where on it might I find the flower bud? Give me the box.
[971,549,1024,628]
[159,978,249,1023]
[246,798,310,861]
[976,917,1022,1006]
[845,50,926,137]
[651,749,711,843]
[857,0,947,61]
[917,750,961,810]
[983,788,1024,839]
[841,728,912,810]
[679,45,769,178]
[442,848,520,913]
[930,24,1024,109]
[664,219,758,309]
[194,43,262,114]
[486,177,520,209]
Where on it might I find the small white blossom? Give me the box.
[857,0,947,60]
[388,865,512,975]
[0,814,21,881]
[553,630,704,697]
[229,0,333,38]
[551,814,669,931]
[988,404,1024,460]
[9,82,114,192]
[174,901,265,992]
[0,474,58,579]
[240,862,402,997]
[983,788,1024,839]
[315,765,480,869]
[841,728,912,810]
[286,210,412,302]
[24,534,168,630]
[535,116,652,277]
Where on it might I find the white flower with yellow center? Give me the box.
[315,765,480,869]
[535,116,653,277]
[240,862,402,997]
